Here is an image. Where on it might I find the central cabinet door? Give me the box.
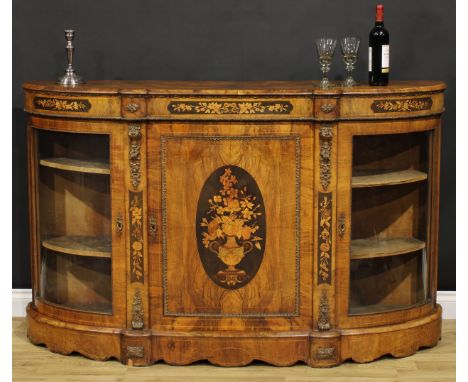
[147,122,313,331]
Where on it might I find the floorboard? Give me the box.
[12,318,455,382]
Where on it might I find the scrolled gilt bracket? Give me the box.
[317,289,331,331]
[131,288,144,329]
[128,125,142,190]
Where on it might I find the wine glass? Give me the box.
[315,38,337,89]
[341,37,360,87]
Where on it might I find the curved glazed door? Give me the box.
[147,122,313,331]
[336,118,441,328]
[29,118,127,327]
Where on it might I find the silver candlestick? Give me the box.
[57,30,84,86]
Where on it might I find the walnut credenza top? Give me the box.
[23,80,445,121]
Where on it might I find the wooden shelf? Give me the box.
[42,236,111,258]
[352,169,427,188]
[40,157,110,175]
[349,302,422,316]
[65,303,112,315]
[351,237,426,260]
[41,298,112,315]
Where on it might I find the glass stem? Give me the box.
[321,65,330,88]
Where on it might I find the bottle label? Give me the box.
[368,47,372,71]
[382,45,390,73]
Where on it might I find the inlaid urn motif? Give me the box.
[196,166,266,289]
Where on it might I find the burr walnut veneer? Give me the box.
[24,80,445,367]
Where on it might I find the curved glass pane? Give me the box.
[349,132,430,315]
[36,130,112,314]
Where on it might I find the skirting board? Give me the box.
[12,289,456,319]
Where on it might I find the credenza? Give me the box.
[24,80,445,366]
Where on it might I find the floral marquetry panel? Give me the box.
[168,100,292,115]
[149,123,313,318]
[196,166,266,290]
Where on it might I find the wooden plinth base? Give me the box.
[26,303,442,367]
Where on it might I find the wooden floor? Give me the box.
[13,318,455,382]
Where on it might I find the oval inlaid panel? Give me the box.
[196,166,266,290]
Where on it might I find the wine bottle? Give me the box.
[369,4,389,85]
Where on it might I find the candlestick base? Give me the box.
[57,68,84,87]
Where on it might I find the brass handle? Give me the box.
[338,214,345,238]
[116,214,123,233]
[149,216,157,237]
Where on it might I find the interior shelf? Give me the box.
[40,157,110,175]
[42,236,112,258]
[42,299,113,315]
[352,169,427,188]
[350,237,426,260]
[349,302,419,316]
